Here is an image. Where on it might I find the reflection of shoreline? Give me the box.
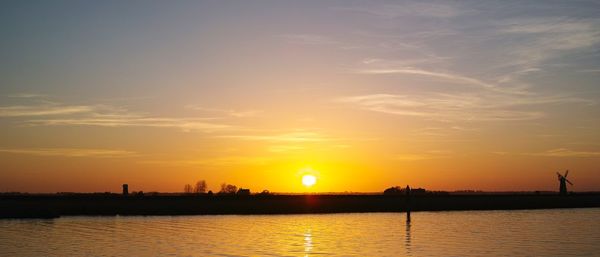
[2,194,600,218]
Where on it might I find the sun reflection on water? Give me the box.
[304,229,313,256]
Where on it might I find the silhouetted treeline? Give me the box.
[181,180,255,196]
[2,193,600,218]
[383,186,445,195]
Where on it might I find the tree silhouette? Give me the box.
[383,186,404,195]
[184,184,193,194]
[219,183,237,194]
[194,180,207,194]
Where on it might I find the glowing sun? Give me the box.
[302,174,317,187]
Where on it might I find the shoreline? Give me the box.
[1,193,599,219]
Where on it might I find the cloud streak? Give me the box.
[495,17,600,71]
[6,93,48,99]
[0,105,93,117]
[276,34,338,45]
[336,92,592,122]
[500,18,600,51]
[186,106,262,118]
[218,131,333,142]
[0,148,137,158]
[140,156,272,167]
[356,67,527,95]
[337,2,469,19]
[393,150,452,161]
[27,115,233,132]
[0,100,236,132]
[358,68,492,86]
[528,148,600,158]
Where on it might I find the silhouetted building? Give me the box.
[237,188,250,196]
[411,188,426,195]
[122,184,129,196]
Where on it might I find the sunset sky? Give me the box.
[1,1,599,193]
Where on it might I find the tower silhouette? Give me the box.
[122,184,129,196]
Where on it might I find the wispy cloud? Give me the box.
[268,145,306,153]
[336,93,592,122]
[219,131,332,142]
[276,34,338,45]
[343,14,598,124]
[26,115,233,132]
[500,18,600,51]
[528,148,600,158]
[186,105,262,118]
[0,101,236,133]
[393,150,452,161]
[140,156,271,166]
[6,93,48,99]
[358,68,497,90]
[337,2,469,19]
[408,126,479,138]
[338,45,595,123]
[577,69,600,73]
[360,56,451,69]
[0,105,93,117]
[0,148,137,158]
[496,17,600,70]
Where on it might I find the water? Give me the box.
[1,208,599,257]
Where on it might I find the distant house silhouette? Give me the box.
[411,188,426,195]
[237,188,250,196]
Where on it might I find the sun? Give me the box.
[302,174,317,187]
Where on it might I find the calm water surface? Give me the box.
[1,208,599,257]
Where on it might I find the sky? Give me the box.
[1,0,599,193]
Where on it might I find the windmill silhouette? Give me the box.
[557,170,573,195]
